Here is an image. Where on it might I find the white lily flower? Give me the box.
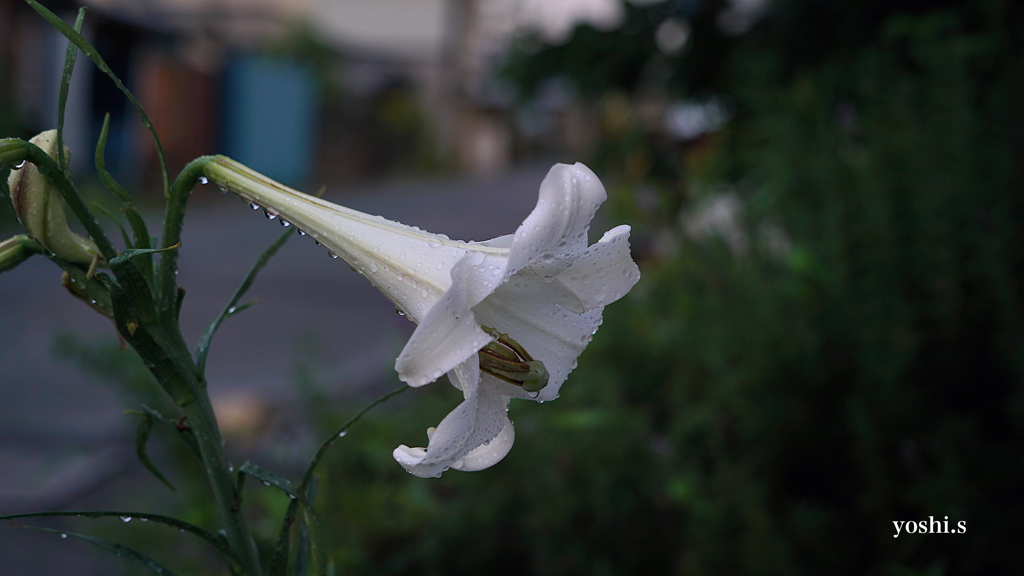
[205,156,640,477]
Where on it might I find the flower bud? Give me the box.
[0,234,41,274]
[8,130,101,266]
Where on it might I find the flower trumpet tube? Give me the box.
[8,130,102,267]
[205,156,640,477]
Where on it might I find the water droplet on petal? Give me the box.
[338,430,348,437]
[279,219,291,227]
[120,516,132,523]
[198,176,209,184]
[329,251,339,259]
[396,308,406,316]
[263,481,271,487]
[264,210,278,220]
[297,229,306,236]
[61,533,68,539]
[428,242,441,248]
[250,202,260,210]
[14,160,27,169]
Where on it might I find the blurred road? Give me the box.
[0,163,553,572]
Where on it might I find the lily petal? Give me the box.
[393,360,512,478]
[396,255,495,386]
[559,225,641,309]
[506,163,607,279]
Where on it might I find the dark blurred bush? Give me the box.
[312,1,1024,576]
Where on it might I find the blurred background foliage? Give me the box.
[6,0,1024,574]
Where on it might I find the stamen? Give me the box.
[477,326,548,393]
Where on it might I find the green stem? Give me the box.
[182,386,264,576]
[158,156,212,312]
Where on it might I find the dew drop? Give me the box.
[249,202,260,210]
[139,518,148,522]
[428,242,441,248]
[61,533,68,539]
[264,210,278,220]
[369,262,378,272]
[198,176,209,185]
[263,481,271,487]
[279,219,291,227]
[14,160,26,169]
[297,229,307,236]
[338,430,348,438]
[120,516,132,523]
[541,253,555,262]
[396,308,406,316]
[329,251,339,259]
[289,494,297,500]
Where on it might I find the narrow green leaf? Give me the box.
[109,243,180,267]
[24,0,170,196]
[95,113,133,203]
[92,201,133,247]
[124,207,153,251]
[124,206,155,285]
[265,502,293,576]
[133,412,177,491]
[294,475,320,576]
[268,385,408,576]
[55,8,86,178]
[94,113,158,285]
[15,525,180,576]
[195,229,292,374]
[134,405,202,458]
[0,510,234,564]
[225,299,257,318]
[299,384,409,490]
[237,461,306,504]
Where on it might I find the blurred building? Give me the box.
[1,0,627,184]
